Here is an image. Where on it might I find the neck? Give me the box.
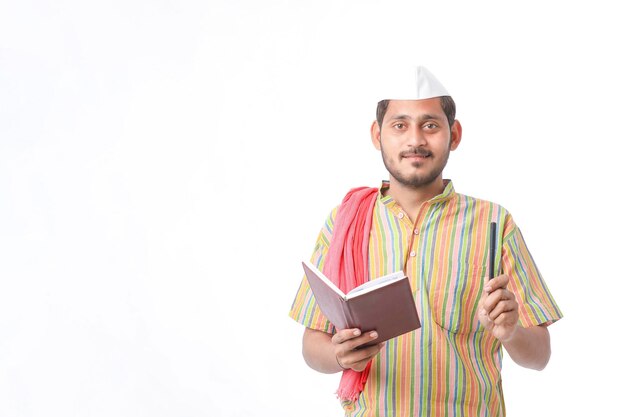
[385,177,445,222]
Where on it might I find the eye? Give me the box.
[423,122,439,130]
[392,122,406,130]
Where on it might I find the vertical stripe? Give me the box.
[288,181,563,416]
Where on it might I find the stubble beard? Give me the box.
[380,142,451,190]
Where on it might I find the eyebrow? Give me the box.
[387,113,445,123]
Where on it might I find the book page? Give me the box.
[346,271,406,298]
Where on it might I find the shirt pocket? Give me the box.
[428,264,486,334]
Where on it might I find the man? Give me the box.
[289,66,562,416]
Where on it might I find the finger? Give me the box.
[484,274,508,293]
[493,310,519,326]
[484,274,510,293]
[481,318,494,332]
[341,342,384,368]
[331,328,362,345]
[351,356,375,372]
[488,299,518,321]
[482,288,510,312]
[343,331,380,351]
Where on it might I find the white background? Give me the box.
[1,1,624,416]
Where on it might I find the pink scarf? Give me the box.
[322,186,379,402]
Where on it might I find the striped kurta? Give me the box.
[289,180,562,417]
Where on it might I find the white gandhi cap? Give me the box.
[374,65,450,101]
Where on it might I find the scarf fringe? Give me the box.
[336,362,372,402]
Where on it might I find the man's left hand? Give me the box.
[478,274,519,342]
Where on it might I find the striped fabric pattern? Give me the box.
[289,181,562,417]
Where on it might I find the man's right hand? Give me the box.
[331,328,385,372]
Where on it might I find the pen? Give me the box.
[489,222,496,279]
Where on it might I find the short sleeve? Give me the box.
[288,207,338,333]
[501,217,563,327]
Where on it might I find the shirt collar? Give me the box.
[379,179,456,208]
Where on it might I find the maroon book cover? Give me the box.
[302,261,421,346]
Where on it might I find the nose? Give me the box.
[406,125,427,147]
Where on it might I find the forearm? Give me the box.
[302,328,343,374]
[502,324,551,370]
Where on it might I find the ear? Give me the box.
[370,120,382,150]
[449,120,462,151]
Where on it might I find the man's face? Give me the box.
[371,99,461,189]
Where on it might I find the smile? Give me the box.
[400,149,432,159]
[402,153,431,161]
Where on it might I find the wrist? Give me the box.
[500,324,520,344]
[336,355,348,371]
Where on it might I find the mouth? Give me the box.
[401,151,431,160]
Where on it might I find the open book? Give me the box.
[302,261,421,346]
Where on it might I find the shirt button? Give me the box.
[398,212,404,219]
[414,229,419,235]
[410,251,416,257]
